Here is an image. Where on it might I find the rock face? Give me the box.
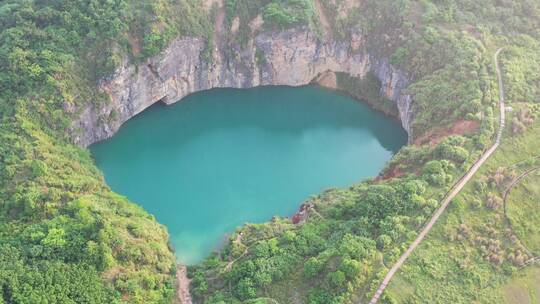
[74,28,413,147]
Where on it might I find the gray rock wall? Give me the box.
[74,28,413,147]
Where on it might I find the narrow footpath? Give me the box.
[367,48,507,304]
[175,265,193,304]
[313,0,332,41]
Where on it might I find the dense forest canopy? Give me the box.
[0,0,538,303]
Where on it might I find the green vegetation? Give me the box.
[507,172,540,254]
[385,115,540,304]
[263,0,315,29]
[0,113,177,302]
[224,0,317,44]
[0,0,211,303]
[319,0,539,135]
[0,0,539,303]
[501,36,540,104]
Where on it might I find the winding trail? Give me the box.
[367,48,507,304]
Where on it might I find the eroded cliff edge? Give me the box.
[74,28,413,147]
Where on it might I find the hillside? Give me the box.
[0,0,539,303]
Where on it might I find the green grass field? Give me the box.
[384,108,540,303]
[507,173,540,254]
[500,266,540,304]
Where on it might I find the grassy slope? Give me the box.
[385,114,540,303]
[507,173,540,254]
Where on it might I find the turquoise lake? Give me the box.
[90,85,407,264]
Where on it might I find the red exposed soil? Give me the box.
[376,164,405,181]
[291,203,313,224]
[414,120,480,146]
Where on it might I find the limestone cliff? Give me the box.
[74,28,413,147]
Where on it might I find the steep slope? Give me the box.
[0,1,212,302]
[75,29,412,147]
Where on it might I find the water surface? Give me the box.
[91,86,407,264]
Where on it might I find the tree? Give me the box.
[326,270,346,289]
[236,278,256,300]
[339,258,362,280]
[304,257,323,278]
[41,228,66,248]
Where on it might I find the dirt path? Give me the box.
[367,48,507,304]
[503,167,540,214]
[313,0,332,40]
[175,265,192,304]
[213,0,225,51]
